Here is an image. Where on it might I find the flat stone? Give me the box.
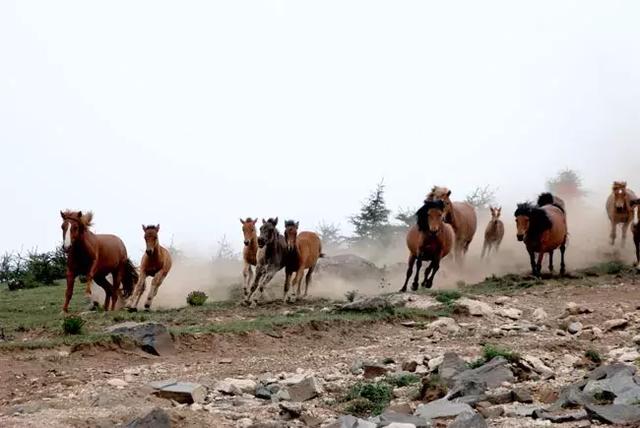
[106,322,175,356]
[325,415,376,428]
[223,378,257,394]
[448,412,488,428]
[564,302,592,316]
[255,386,272,400]
[124,408,171,428]
[495,296,510,305]
[150,381,206,404]
[379,411,429,428]
[503,403,540,417]
[485,389,513,405]
[498,308,522,320]
[428,356,444,371]
[286,376,322,402]
[426,317,460,335]
[402,361,419,373]
[585,404,640,425]
[456,298,494,317]
[533,408,588,423]
[414,398,473,420]
[603,318,629,332]
[476,402,503,419]
[279,401,303,418]
[439,353,468,384]
[520,355,554,379]
[512,388,533,403]
[107,378,128,388]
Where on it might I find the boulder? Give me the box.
[438,353,467,384]
[286,377,323,402]
[148,380,206,404]
[568,322,583,335]
[325,415,376,428]
[533,308,548,321]
[363,363,388,379]
[426,318,460,335]
[414,398,473,420]
[448,412,488,428]
[456,298,493,317]
[585,404,640,425]
[378,411,429,428]
[123,408,171,428]
[106,322,174,356]
[603,318,629,332]
[497,308,522,320]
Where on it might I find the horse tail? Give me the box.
[537,192,565,214]
[122,259,139,298]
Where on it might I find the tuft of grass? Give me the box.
[386,373,420,388]
[594,390,615,404]
[469,344,520,368]
[464,273,544,295]
[186,291,208,307]
[433,290,462,306]
[585,349,602,364]
[345,290,358,302]
[62,315,85,335]
[343,381,393,416]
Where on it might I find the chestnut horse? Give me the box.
[632,199,640,267]
[245,218,287,306]
[126,225,172,311]
[60,210,138,312]
[606,181,637,247]
[514,194,567,276]
[426,186,476,263]
[283,220,324,302]
[240,217,258,299]
[481,206,504,258]
[400,199,454,291]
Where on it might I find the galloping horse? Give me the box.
[606,181,637,247]
[60,210,138,312]
[514,193,568,276]
[426,186,476,263]
[481,206,504,259]
[283,220,324,302]
[631,199,640,267]
[400,199,454,291]
[126,225,172,311]
[244,218,287,306]
[240,217,259,299]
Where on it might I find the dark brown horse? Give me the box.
[126,225,173,311]
[426,186,476,264]
[244,218,288,306]
[60,211,138,312]
[631,198,640,267]
[400,199,454,291]
[481,206,504,259]
[283,220,324,302]
[240,217,258,299]
[514,193,568,276]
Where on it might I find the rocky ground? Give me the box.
[2,269,640,427]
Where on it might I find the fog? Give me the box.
[2,1,640,264]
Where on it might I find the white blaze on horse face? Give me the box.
[63,223,72,249]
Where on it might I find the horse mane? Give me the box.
[61,210,93,228]
[243,217,255,223]
[80,212,94,228]
[426,186,450,201]
[415,199,445,232]
[515,202,552,240]
[284,220,297,227]
[514,202,533,217]
[144,224,158,231]
[537,192,565,214]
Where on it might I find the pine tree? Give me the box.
[349,180,391,241]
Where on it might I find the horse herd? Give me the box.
[57,181,640,313]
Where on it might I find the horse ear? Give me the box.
[446,190,452,197]
[253,218,258,223]
[296,221,299,228]
[156,224,160,231]
[262,218,266,224]
[142,224,146,231]
[240,218,245,225]
[78,211,82,218]
[273,217,278,226]
[60,211,66,219]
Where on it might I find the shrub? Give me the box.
[386,373,420,388]
[62,315,85,335]
[344,381,393,416]
[345,290,358,302]
[469,344,520,368]
[187,291,208,306]
[585,349,602,364]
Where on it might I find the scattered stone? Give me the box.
[219,358,233,364]
[384,423,416,428]
[255,386,272,400]
[485,388,513,405]
[107,378,128,388]
[533,408,589,423]
[428,356,444,372]
[603,318,629,332]
[414,398,473,420]
[448,412,488,428]
[568,321,583,335]
[503,403,539,417]
[279,401,303,418]
[585,403,640,425]
[438,353,467,383]
[236,419,253,428]
[456,298,494,317]
[106,322,175,356]
[498,308,522,320]
[533,308,548,321]
[124,408,171,428]
[351,360,364,375]
[149,380,206,404]
[633,334,640,345]
[363,363,388,379]
[520,355,554,379]
[286,376,322,402]
[426,317,460,335]
[609,347,640,363]
[379,411,429,428]
[450,357,515,397]
[402,360,419,373]
[214,380,241,396]
[495,296,510,305]
[339,294,407,312]
[564,302,592,316]
[476,402,504,419]
[325,415,376,428]
[512,388,533,403]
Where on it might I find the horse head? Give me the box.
[240,217,258,247]
[258,217,279,248]
[283,220,299,251]
[490,206,502,221]
[514,203,532,241]
[142,224,160,256]
[417,199,446,235]
[612,181,629,212]
[60,210,92,251]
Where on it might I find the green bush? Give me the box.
[386,373,420,388]
[344,381,393,416]
[62,315,85,335]
[469,344,520,368]
[187,291,208,306]
[585,349,602,364]
[1,247,66,290]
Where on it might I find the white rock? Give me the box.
[568,322,583,335]
[498,307,523,320]
[533,308,548,321]
[521,355,554,378]
[236,418,253,428]
[495,296,510,305]
[426,317,461,335]
[633,334,640,345]
[603,319,629,332]
[190,403,203,411]
[428,355,444,371]
[457,298,494,317]
[107,378,128,388]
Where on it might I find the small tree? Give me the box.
[213,235,238,261]
[395,207,417,228]
[349,180,391,242]
[317,221,344,248]
[465,185,497,210]
[167,235,184,260]
[546,169,586,199]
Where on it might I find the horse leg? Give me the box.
[528,250,537,276]
[245,265,264,305]
[610,221,617,246]
[62,270,76,313]
[283,270,293,303]
[85,259,100,309]
[548,251,554,273]
[481,241,488,259]
[242,262,252,298]
[426,259,440,289]
[127,274,147,312]
[144,273,166,311]
[622,222,630,248]
[293,268,306,302]
[253,268,277,307]
[412,258,423,291]
[110,270,123,311]
[401,254,416,293]
[536,252,544,277]
[94,276,113,311]
[304,265,315,297]
[560,243,567,276]
[421,261,433,288]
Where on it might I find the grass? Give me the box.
[468,344,520,368]
[186,291,208,306]
[385,373,420,388]
[585,349,602,364]
[62,315,85,335]
[343,381,393,416]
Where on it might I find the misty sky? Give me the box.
[2,1,640,256]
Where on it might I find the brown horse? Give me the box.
[426,186,476,263]
[283,220,324,302]
[481,206,504,258]
[240,217,258,299]
[514,195,568,276]
[632,199,640,267]
[245,218,287,306]
[60,210,138,312]
[126,225,172,311]
[400,199,454,291]
[606,181,637,247]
